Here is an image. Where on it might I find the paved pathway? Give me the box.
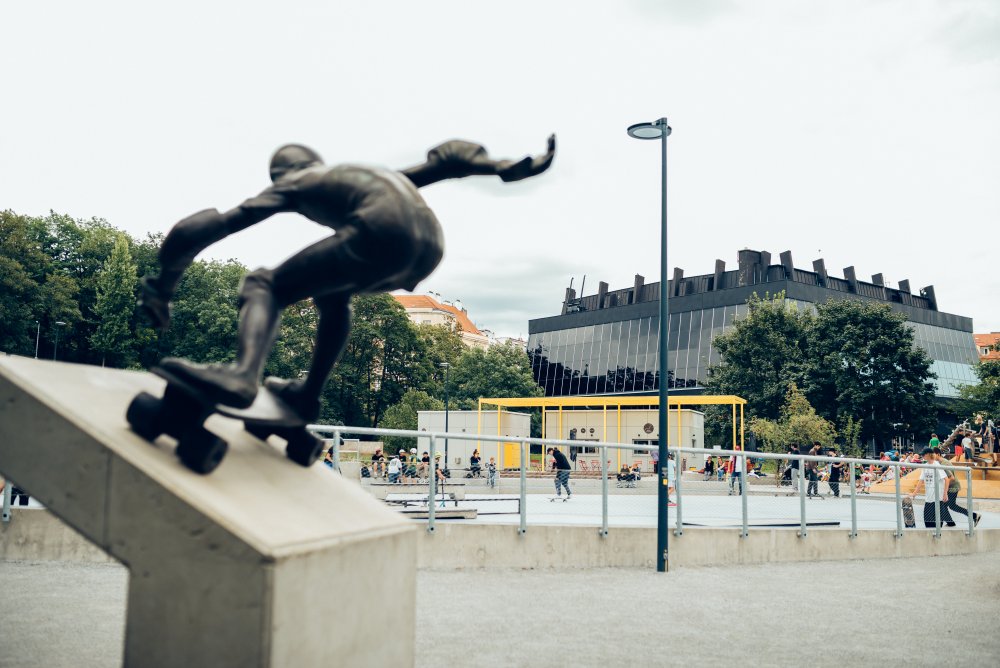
[2,553,999,667]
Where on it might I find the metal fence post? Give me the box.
[893,465,902,539]
[850,462,858,538]
[2,481,11,523]
[331,429,341,473]
[965,468,974,537]
[427,435,436,533]
[519,441,527,536]
[674,449,683,537]
[932,467,941,539]
[599,445,608,537]
[739,454,748,538]
[798,462,807,538]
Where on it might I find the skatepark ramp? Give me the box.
[0,355,415,667]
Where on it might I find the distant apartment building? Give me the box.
[394,294,490,349]
[975,333,1000,362]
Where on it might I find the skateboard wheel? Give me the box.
[176,431,228,475]
[245,424,272,442]
[286,431,323,467]
[127,392,164,442]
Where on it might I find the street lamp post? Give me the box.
[53,321,67,361]
[34,321,40,359]
[440,362,451,476]
[627,117,672,573]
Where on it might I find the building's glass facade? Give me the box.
[528,300,979,399]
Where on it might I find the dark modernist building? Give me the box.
[527,249,978,401]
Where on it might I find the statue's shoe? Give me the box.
[158,358,258,409]
[264,377,321,423]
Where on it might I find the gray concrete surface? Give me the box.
[3,553,998,667]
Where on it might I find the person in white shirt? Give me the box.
[961,433,975,460]
[387,456,402,484]
[908,448,952,528]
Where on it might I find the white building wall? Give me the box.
[542,409,706,471]
[417,410,531,472]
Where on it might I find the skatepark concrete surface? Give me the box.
[3,552,999,668]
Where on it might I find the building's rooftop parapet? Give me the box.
[563,249,937,313]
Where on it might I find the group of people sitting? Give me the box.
[616,464,642,488]
[364,447,496,486]
[366,447,443,484]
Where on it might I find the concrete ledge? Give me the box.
[0,357,416,667]
[369,481,466,500]
[417,524,1000,569]
[10,508,1000,571]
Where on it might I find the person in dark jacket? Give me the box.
[548,447,572,498]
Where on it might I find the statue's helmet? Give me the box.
[269,144,323,182]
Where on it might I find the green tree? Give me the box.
[90,235,138,367]
[0,210,49,354]
[154,260,246,364]
[956,360,1000,424]
[416,324,467,397]
[749,384,837,482]
[705,293,811,421]
[804,299,936,448]
[380,389,445,453]
[451,343,543,404]
[322,294,429,427]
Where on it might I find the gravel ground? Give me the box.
[2,553,999,667]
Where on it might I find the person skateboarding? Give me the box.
[138,137,555,422]
[548,447,572,499]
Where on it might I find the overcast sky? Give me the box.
[3,0,998,338]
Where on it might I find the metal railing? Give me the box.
[309,424,979,540]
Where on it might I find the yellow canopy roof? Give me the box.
[478,395,745,409]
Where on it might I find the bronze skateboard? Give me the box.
[126,367,323,474]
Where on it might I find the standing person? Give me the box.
[909,448,952,529]
[666,453,677,507]
[928,433,940,449]
[727,451,743,496]
[486,457,498,488]
[548,447,572,498]
[828,450,844,498]
[650,446,660,475]
[805,444,822,498]
[961,431,975,461]
[788,445,801,492]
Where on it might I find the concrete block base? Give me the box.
[0,357,416,667]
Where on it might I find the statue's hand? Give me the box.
[138,276,171,329]
[498,134,556,182]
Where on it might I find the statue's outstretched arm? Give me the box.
[139,189,292,329]
[401,134,556,188]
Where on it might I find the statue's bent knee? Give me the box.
[238,268,276,307]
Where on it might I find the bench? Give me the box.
[385,493,461,507]
[369,481,466,500]
[398,507,477,520]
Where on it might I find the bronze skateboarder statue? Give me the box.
[130,136,555,472]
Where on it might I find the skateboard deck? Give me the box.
[548,496,570,502]
[902,497,916,528]
[126,367,322,474]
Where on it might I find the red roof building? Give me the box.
[394,295,490,349]
[974,333,1000,362]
